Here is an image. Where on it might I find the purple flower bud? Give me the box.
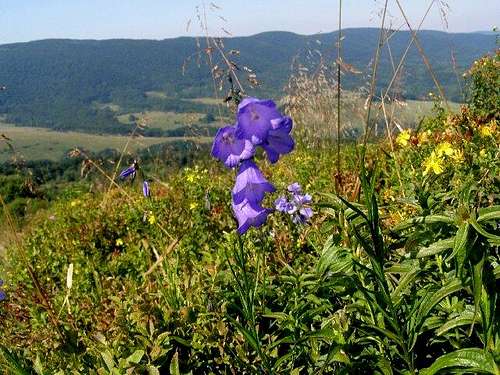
[211,125,255,168]
[232,199,272,234]
[232,160,275,206]
[143,181,150,197]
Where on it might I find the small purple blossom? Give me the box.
[288,182,302,194]
[232,199,272,234]
[211,125,255,168]
[293,193,312,205]
[235,98,281,145]
[232,160,276,206]
[143,181,150,197]
[275,183,313,224]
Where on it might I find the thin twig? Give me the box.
[335,0,343,189]
[394,0,450,109]
[362,0,389,151]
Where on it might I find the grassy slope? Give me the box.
[0,123,205,162]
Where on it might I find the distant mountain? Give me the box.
[0,28,496,134]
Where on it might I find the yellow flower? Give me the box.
[148,215,156,225]
[451,149,464,163]
[417,130,431,145]
[189,202,198,210]
[70,200,80,207]
[423,152,444,176]
[479,124,494,138]
[396,129,411,147]
[479,149,487,158]
[115,238,124,246]
[436,142,455,157]
[186,174,196,183]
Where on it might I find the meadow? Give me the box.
[0,9,498,374]
[0,122,201,162]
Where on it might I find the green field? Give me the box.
[145,91,224,106]
[116,110,207,130]
[0,123,205,162]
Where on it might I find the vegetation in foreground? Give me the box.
[0,50,499,374]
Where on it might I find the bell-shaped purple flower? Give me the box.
[232,199,272,234]
[120,161,138,180]
[235,98,281,145]
[262,116,295,164]
[232,160,276,205]
[211,125,255,168]
[143,181,150,197]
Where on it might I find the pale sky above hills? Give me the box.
[1,0,498,44]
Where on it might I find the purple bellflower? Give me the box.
[232,199,272,234]
[143,181,150,198]
[262,116,295,164]
[119,161,138,180]
[0,280,5,302]
[211,96,297,234]
[211,125,255,168]
[232,160,276,205]
[235,98,282,145]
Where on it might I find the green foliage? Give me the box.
[467,51,500,120]
[0,54,499,373]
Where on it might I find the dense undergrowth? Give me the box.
[0,52,499,374]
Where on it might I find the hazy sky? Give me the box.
[1,0,498,44]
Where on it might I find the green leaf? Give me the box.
[317,243,353,275]
[393,215,455,232]
[416,238,454,258]
[469,218,500,245]
[391,263,421,307]
[126,350,144,365]
[147,366,160,375]
[471,255,485,333]
[448,222,471,278]
[436,309,479,336]
[226,316,260,353]
[411,278,463,350]
[420,348,498,375]
[375,357,393,375]
[169,351,180,375]
[0,346,32,375]
[101,351,115,372]
[365,325,404,349]
[34,355,44,375]
[477,205,500,223]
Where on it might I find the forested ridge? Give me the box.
[0,28,496,134]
